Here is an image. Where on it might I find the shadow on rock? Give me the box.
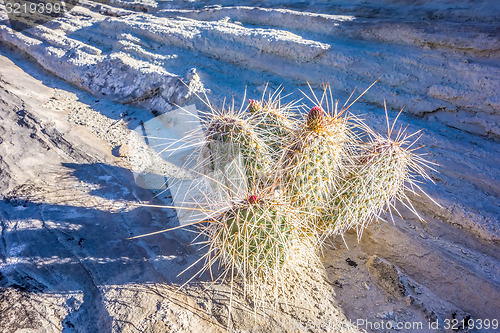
[0,162,217,331]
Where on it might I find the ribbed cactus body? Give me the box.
[325,138,410,238]
[248,99,294,156]
[205,115,270,181]
[282,109,349,212]
[216,199,292,270]
[197,191,320,311]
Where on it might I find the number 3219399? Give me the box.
[5,2,62,14]
[443,318,498,331]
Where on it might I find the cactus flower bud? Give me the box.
[248,99,261,114]
[306,106,325,132]
[247,195,259,204]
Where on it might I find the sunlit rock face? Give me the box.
[0,1,498,332]
[1,0,499,137]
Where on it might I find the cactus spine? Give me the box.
[202,110,271,183]
[324,125,434,239]
[248,98,295,157]
[199,188,318,310]
[141,84,436,320]
[281,106,350,214]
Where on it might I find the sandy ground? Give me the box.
[0,1,499,332]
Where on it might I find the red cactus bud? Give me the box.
[248,99,261,114]
[247,195,259,204]
[307,106,325,131]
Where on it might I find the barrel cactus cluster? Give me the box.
[183,86,435,313]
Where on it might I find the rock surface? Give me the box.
[1,0,499,138]
[0,1,499,332]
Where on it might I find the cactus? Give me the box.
[213,196,291,269]
[247,95,296,157]
[281,106,351,215]
[198,187,319,311]
[323,117,435,239]
[201,109,271,183]
[130,83,437,321]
